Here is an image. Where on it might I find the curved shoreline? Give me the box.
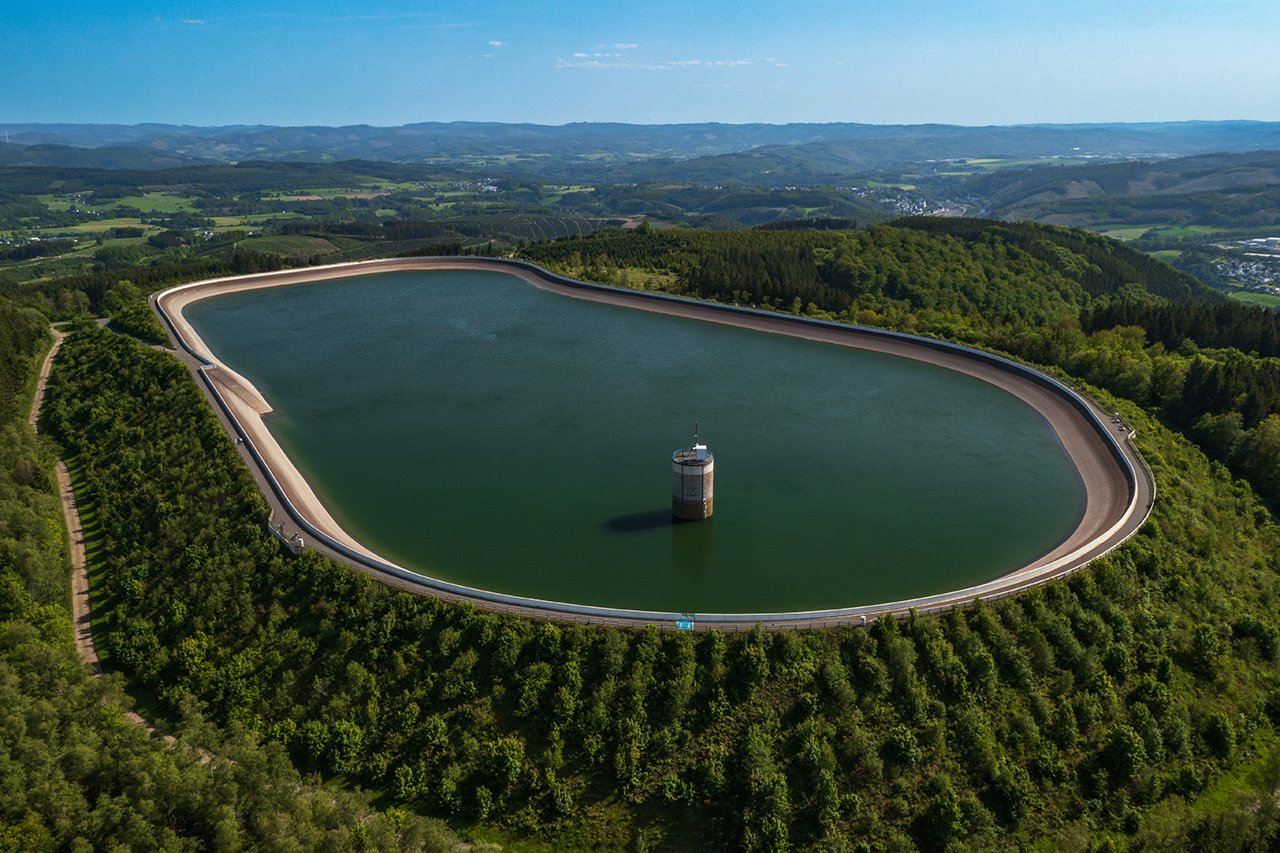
[154,257,1155,629]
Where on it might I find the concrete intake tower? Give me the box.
[672,425,714,520]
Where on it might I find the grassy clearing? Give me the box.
[1156,225,1222,238]
[57,218,150,234]
[268,186,389,200]
[1225,287,1280,309]
[1188,732,1280,816]
[236,235,339,256]
[1092,225,1154,240]
[236,212,309,224]
[1094,224,1236,241]
[960,157,1082,169]
[1149,250,1184,262]
[99,194,201,214]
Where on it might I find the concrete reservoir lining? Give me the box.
[152,256,1155,630]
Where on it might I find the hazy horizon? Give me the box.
[7,0,1279,129]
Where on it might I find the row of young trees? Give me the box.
[38,311,1280,852]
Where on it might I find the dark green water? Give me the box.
[186,269,1085,613]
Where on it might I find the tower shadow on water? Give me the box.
[671,514,714,573]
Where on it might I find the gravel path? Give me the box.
[35,326,168,734]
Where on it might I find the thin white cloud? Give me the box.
[555,57,665,70]
[181,19,206,24]
[488,40,506,46]
[558,51,754,71]
[671,59,750,67]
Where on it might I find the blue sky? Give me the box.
[6,0,1280,127]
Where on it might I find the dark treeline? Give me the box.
[35,321,1280,852]
[1,239,74,261]
[1082,301,1280,358]
[553,182,884,227]
[397,242,468,258]
[756,217,858,231]
[0,299,48,419]
[1,250,304,314]
[282,219,457,241]
[0,160,465,198]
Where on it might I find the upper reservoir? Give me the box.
[185,268,1085,613]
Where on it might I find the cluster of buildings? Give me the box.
[1219,255,1280,291]
[836,185,966,217]
[1217,237,1280,294]
[1227,236,1280,255]
[445,179,500,193]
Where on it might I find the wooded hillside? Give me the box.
[10,219,1280,850]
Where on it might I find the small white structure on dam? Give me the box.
[672,424,714,520]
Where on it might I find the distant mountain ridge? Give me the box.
[4,121,1280,181]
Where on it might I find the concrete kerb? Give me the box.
[153,257,1156,630]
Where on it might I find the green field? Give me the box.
[269,186,394,200]
[1149,250,1184,262]
[1094,224,1235,241]
[959,157,1083,170]
[234,235,341,256]
[1225,286,1280,309]
[99,194,202,213]
[236,212,310,224]
[60,218,152,234]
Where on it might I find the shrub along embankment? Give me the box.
[41,319,1280,852]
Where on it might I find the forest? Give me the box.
[519,218,1213,321]
[10,217,1280,851]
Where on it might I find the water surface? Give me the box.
[186,269,1084,612]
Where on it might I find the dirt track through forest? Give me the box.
[36,327,166,734]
